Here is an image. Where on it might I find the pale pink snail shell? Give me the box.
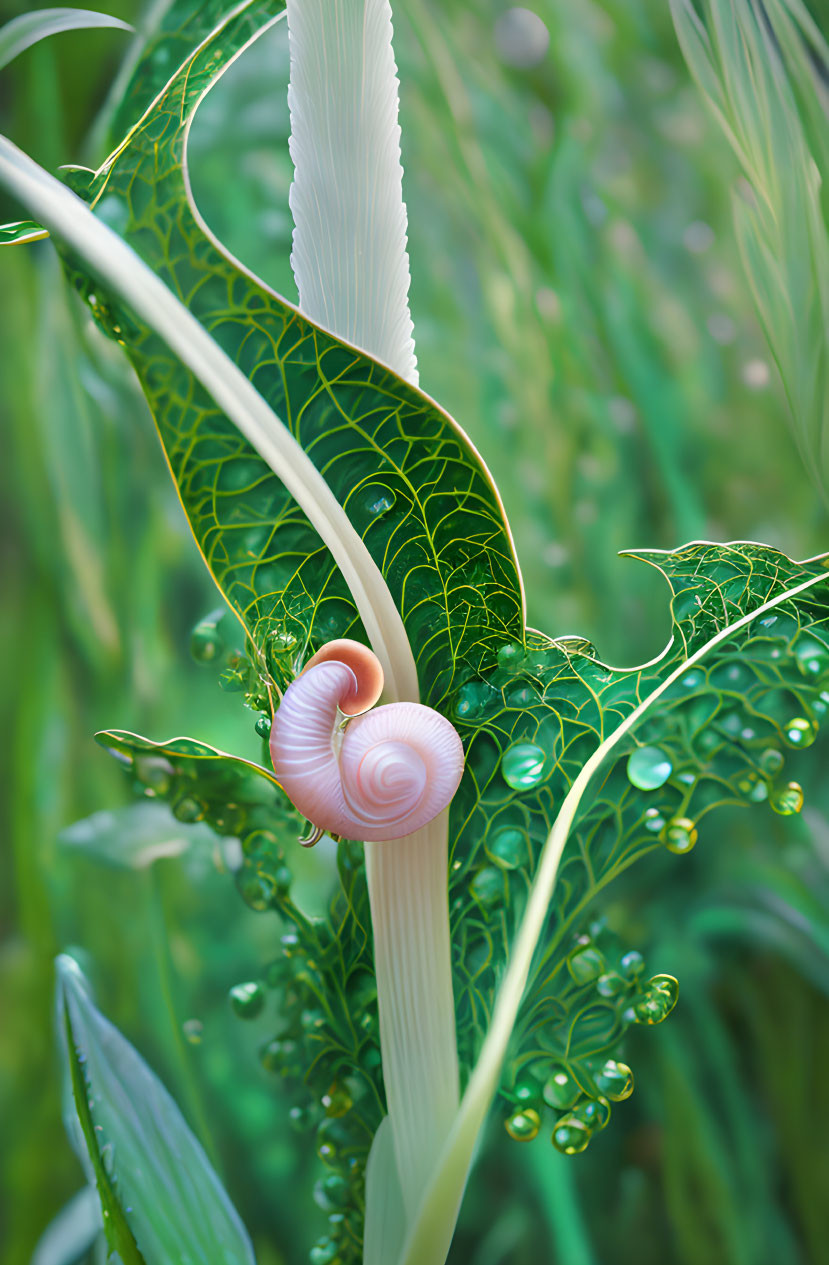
[269,639,464,842]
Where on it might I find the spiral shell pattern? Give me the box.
[269,642,464,842]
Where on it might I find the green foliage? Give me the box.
[95,715,388,1259]
[22,1,828,1259]
[57,0,523,709]
[0,7,131,73]
[57,954,256,1264]
[672,0,829,497]
[60,963,149,1263]
[0,217,47,242]
[448,543,828,1106]
[2,0,829,1263]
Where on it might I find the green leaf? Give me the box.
[56,954,256,1265]
[447,543,829,1079]
[95,728,283,803]
[94,729,313,909]
[105,0,239,147]
[0,131,420,705]
[399,549,829,1265]
[59,965,146,1265]
[0,218,48,244]
[0,7,131,71]
[51,0,523,708]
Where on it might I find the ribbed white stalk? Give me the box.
[285,0,459,1242]
[286,0,418,383]
[365,814,459,1221]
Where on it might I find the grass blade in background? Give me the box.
[57,954,255,1265]
[671,0,829,497]
[30,1188,102,1265]
[0,7,131,72]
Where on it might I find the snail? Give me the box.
[269,639,464,844]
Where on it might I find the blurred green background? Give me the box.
[1,1,828,1262]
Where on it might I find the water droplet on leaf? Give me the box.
[783,717,817,748]
[501,742,547,789]
[182,1018,203,1045]
[190,619,224,664]
[172,795,206,823]
[573,1097,611,1132]
[620,950,645,979]
[471,867,503,906]
[793,635,829,676]
[552,1116,591,1154]
[322,1084,353,1118]
[710,661,753,690]
[488,827,526,869]
[505,1108,541,1141]
[229,981,265,1019]
[497,642,526,670]
[543,1066,581,1110]
[359,486,396,519]
[596,1059,634,1101]
[314,1174,350,1211]
[627,745,673,790]
[255,714,272,739]
[453,681,491,721]
[236,862,276,911]
[512,1077,541,1108]
[596,972,627,998]
[309,1237,340,1265]
[769,781,804,815]
[134,755,175,795]
[567,941,604,984]
[662,816,698,854]
[633,974,678,1024]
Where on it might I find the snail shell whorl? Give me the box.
[270,645,464,842]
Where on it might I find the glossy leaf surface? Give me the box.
[449,543,829,1073]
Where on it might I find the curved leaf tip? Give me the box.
[0,7,132,73]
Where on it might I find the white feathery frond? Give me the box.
[286,0,418,384]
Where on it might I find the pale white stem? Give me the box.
[365,814,459,1221]
[285,0,459,1236]
[286,0,418,384]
